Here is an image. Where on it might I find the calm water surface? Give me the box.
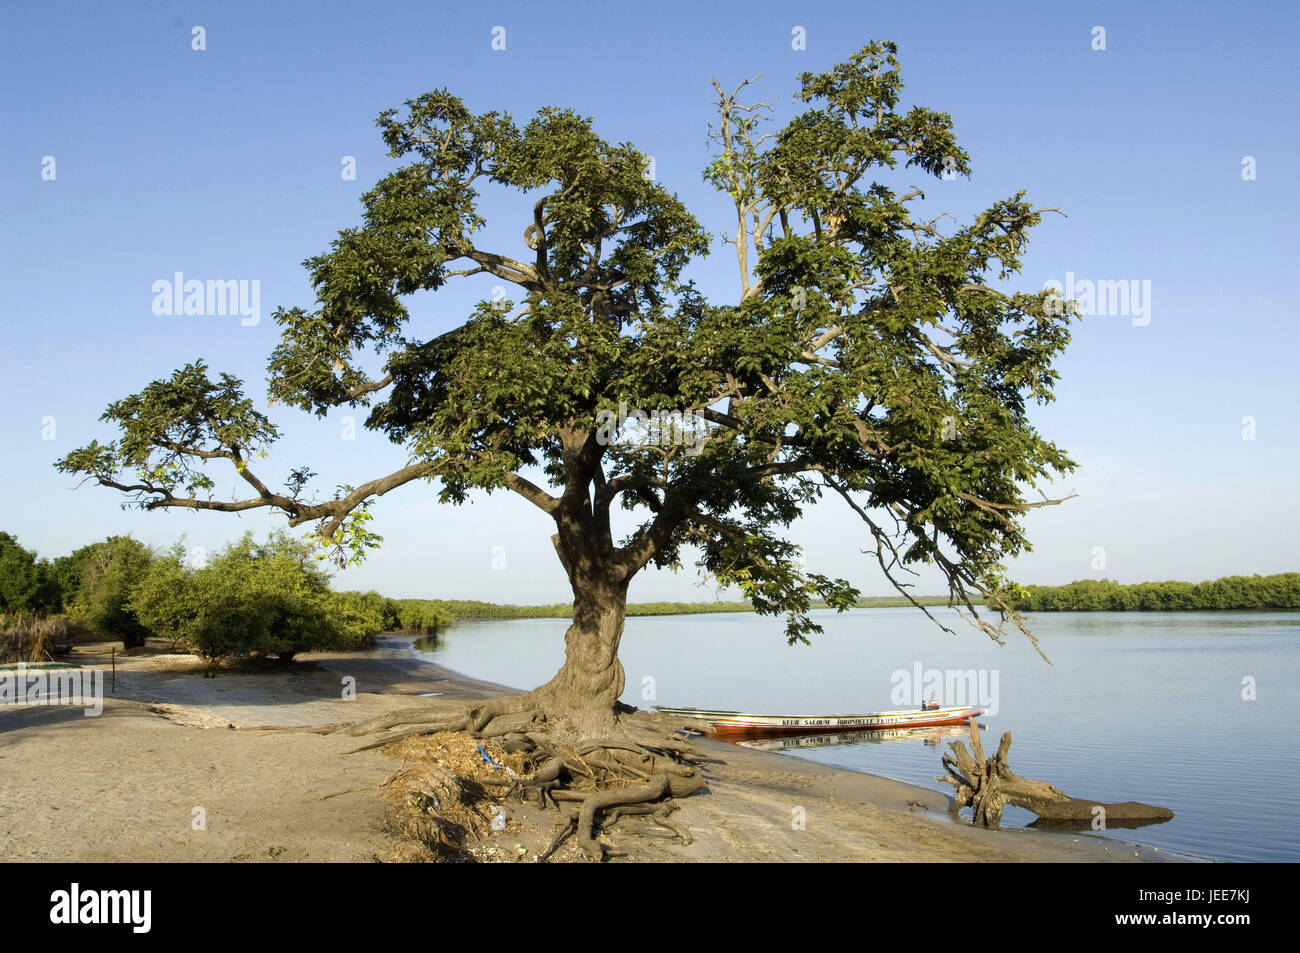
[412,608,1300,862]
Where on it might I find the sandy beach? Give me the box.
[0,638,1182,863]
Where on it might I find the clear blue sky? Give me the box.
[2,0,1297,602]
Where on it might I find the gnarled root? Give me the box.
[358,694,708,861]
[603,801,693,844]
[339,708,470,738]
[509,725,707,861]
[575,775,670,860]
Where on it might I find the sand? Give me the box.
[0,638,1183,863]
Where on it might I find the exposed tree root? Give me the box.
[575,775,670,860]
[537,816,577,862]
[351,693,709,861]
[246,722,351,734]
[338,708,470,737]
[604,801,692,843]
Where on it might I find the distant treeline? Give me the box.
[391,594,952,629]
[389,598,760,630]
[1007,574,1300,612]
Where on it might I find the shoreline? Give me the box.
[0,637,1201,862]
[389,636,1205,863]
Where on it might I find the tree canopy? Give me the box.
[58,41,1077,694]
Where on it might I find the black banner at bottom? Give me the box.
[3,861,1272,941]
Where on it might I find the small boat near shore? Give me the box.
[656,704,984,736]
[733,724,977,752]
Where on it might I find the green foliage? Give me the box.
[61,536,154,647]
[331,590,402,644]
[625,601,755,617]
[390,599,456,632]
[58,41,1081,653]
[55,363,280,501]
[129,532,383,664]
[0,532,62,615]
[305,502,384,568]
[1007,575,1300,612]
[50,548,92,606]
[123,546,213,655]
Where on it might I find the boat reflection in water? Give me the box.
[726,723,983,752]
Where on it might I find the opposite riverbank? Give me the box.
[0,637,1192,863]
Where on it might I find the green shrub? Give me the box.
[130,531,383,666]
[63,536,154,647]
[330,590,400,646]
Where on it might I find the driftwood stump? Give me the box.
[937,720,1173,829]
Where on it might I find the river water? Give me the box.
[411,607,1300,862]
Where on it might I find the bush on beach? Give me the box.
[390,599,455,634]
[2,527,402,668]
[130,531,385,666]
[60,536,155,648]
[330,589,402,648]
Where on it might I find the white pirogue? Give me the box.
[655,704,984,737]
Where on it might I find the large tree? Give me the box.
[58,42,1076,846]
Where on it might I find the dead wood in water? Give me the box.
[937,720,1174,829]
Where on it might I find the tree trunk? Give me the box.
[533,575,629,737]
[348,535,710,862]
[462,514,639,741]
